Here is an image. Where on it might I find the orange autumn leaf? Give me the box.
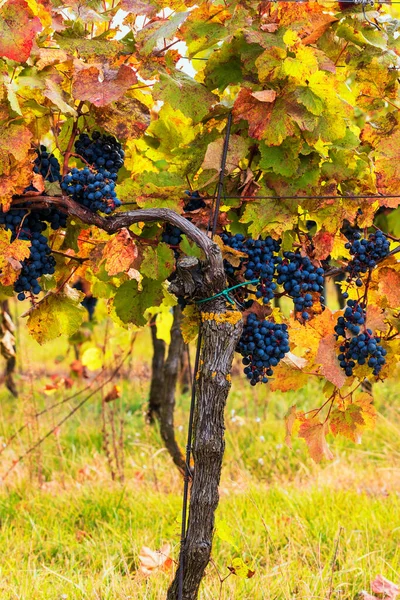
[103,229,138,276]
[284,405,298,448]
[138,543,173,576]
[378,267,400,309]
[104,384,121,403]
[316,334,346,389]
[298,416,334,462]
[0,230,30,286]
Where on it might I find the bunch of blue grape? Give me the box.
[75,132,124,174]
[61,167,121,214]
[221,234,280,304]
[184,190,206,212]
[345,230,390,285]
[338,333,387,376]
[24,147,68,230]
[34,145,62,183]
[0,209,56,300]
[162,224,183,246]
[275,252,325,319]
[334,299,366,336]
[237,314,290,385]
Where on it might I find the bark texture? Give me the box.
[147,315,167,423]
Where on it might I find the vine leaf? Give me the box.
[240,199,297,239]
[298,416,334,462]
[227,557,256,579]
[121,0,157,17]
[81,347,103,371]
[330,403,365,443]
[94,96,151,140]
[181,304,200,344]
[72,64,137,107]
[103,229,138,276]
[138,543,173,576]
[202,135,249,174]
[0,230,31,286]
[371,574,400,599]
[0,0,42,63]
[316,334,346,389]
[153,72,216,124]
[0,124,32,162]
[26,288,85,345]
[114,278,163,326]
[312,229,335,260]
[378,267,400,309]
[232,87,276,140]
[140,243,175,281]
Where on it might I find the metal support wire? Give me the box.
[177,113,233,600]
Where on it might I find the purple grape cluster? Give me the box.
[237,314,290,385]
[345,230,390,285]
[61,167,121,214]
[221,233,280,304]
[334,299,365,336]
[334,299,386,377]
[162,224,183,246]
[75,132,124,174]
[24,147,68,230]
[275,252,325,320]
[338,333,387,377]
[33,145,62,183]
[0,209,56,299]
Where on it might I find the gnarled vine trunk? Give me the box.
[167,261,243,600]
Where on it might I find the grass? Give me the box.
[0,307,399,599]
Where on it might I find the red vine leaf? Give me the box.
[0,0,41,63]
[72,64,137,107]
[371,574,400,599]
[232,87,275,140]
[312,229,334,260]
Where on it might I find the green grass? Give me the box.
[0,309,399,599]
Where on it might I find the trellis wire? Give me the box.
[177,113,233,600]
[121,194,400,206]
